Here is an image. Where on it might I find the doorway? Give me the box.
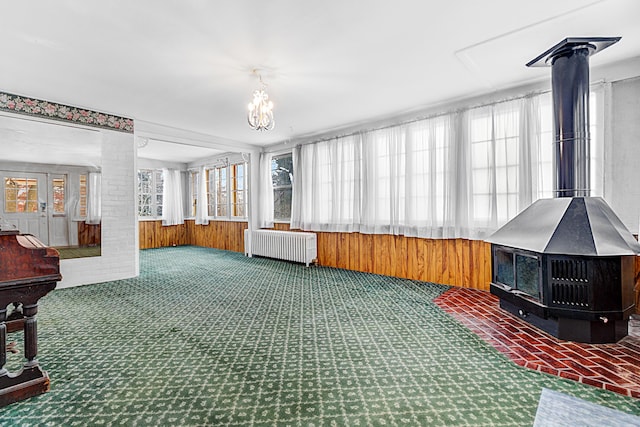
[48,173,69,247]
[0,172,49,244]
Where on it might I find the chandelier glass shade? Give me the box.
[247,88,275,131]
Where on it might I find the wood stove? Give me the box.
[486,38,640,344]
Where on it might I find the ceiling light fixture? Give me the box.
[247,69,275,131]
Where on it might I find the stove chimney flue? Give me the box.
[527,37,620,197]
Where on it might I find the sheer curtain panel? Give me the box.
[290,135,362,232]
[161,169,184,226]
[194,166,209,225]
[86,171,101,225]
[288,89,602,239]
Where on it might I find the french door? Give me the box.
[0,172,49,244]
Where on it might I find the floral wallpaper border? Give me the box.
[0,91,134,133]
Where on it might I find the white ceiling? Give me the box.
[1,0,639,163]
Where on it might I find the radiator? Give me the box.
[244,229,317,267]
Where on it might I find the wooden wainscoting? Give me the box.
[187,220,248,253]
[271,223,491,290]
[139,219,248,253]
[139,221,189,249]
[77,222,101,247]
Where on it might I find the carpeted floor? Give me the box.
[2,245,640,426]
[56,245,101,260]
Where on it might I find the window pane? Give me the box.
[229,162,248,218]
[272,153,293,220]
[274,188,292,220]
[138,171,151,193]
[4,177,38,213]
[272,154,293,187]
[155,173,164,194]
[189,171,198,217]
[52,177,65,214]
[137,169,164,218]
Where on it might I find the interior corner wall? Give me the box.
[609,76,640,233]
[58,130,137,288]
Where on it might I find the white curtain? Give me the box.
[467,101,523,235]
[291,135,362,232]
[258,152,274,228]
[161,168,184,226]
[289,91,589,239]
[194,166,209,225]
[519,95,541,210]
[85,171,101,225]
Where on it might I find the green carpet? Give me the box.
[56,245,101,260]
[2,246,639,426]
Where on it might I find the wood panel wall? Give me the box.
[139,221,189,249]
[188,220,247,253]
[272,223,491,290]
[77,222,101,247]
[139,219,247,253]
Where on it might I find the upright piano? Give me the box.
[0,229,61,407]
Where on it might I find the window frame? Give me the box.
[3,177,39,213]
[137,168,164,219]
[272,153,293,222]
[199,160,249,221]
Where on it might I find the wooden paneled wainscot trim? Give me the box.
[272,223,491,291]
[77,222,101,247]
[139,219,247,253]
[187,220,247,253]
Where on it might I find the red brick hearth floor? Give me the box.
[434,287,640,398]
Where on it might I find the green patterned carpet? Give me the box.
[56,245,101,260]
[2,246,639,426]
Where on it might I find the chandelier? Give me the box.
[247,70,275,131]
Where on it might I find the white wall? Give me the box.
[59,130,138,288]
[608,76,640,233]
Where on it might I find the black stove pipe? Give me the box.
[550,46,591,197]
[526,37,621,197]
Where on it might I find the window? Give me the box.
[209,166,227,217]
[52,177,65,214]
[272,153,293,221]
[469,104,520,226]
[230,162,246,217]
[202,161,249,220]
[4,177,38,213]
[188,170,199,218]
[138,169,163,217]
[405,117,450,226]
[289,88,604,239]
